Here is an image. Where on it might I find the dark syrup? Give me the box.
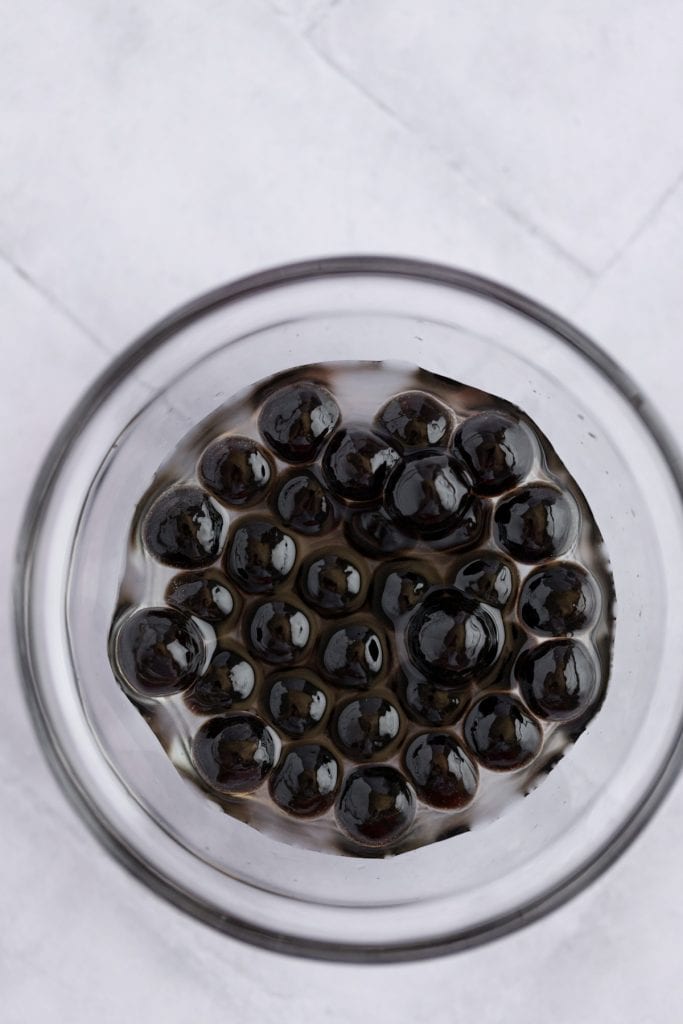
[109,362,614,856]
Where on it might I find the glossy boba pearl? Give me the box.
[276,471,335,535]
[269,743,339,816]
[404,733,478,809]
[185,649,255,714]
[336,766,415,847]
[406,588,500,684]
[114,607,204,697]
[464,693,542,770]
[398,673,464,727]
[516,639,598,721]
[386,451,469,537]
[333,696,401,760]
[266,674,328,736]
[495,484,578,562]
[192,714,275,794]
[345,508,410,558]
[299,551,364,616]
[376,562,431,622]
[376,390,451,448]
[142,485,223,568]
[199,434,272,507]
[247,600,311,665]
[227,518,296,594]
[454,553,515,608]
[322,427,399,502]
[453,411,533,495]
[520,563,597,636]
[165,571,235,622]
[258,382,340,463]
[320,624,384,688]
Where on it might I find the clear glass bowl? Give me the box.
[14,256,683,961]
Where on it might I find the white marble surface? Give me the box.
[1,3,682,1021]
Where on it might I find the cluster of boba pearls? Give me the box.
[111,365,612,855]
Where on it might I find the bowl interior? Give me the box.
[22,261,683,957]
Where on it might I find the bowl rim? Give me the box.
[13,254,683,962]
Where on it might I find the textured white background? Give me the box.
[2,3,683,1021]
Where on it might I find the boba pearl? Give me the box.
[269,743,339,816]
[336,765,415,847]
[227,518,296,594]
[454,554,515,608]
[276,471,335,535]
[192,714,275,794]
[199,434,272,507]
[494,484,578,562]
[386,451,469,537]
[376,390,451,448]
[333,696,401,760]
[299,551,364,616]
[404,733,478,809]
[375,562,431,622]
[453,411,534,495]
[398,673,465,727]
[259,382,340,463]
[114,607,204,697]
[516,639,598,721]
[165,571,235,623]
[185,648,255,714]
[520,563,597,636]
[464,694,542,770]
[322,427,399,502]
[142,485,223,569]
[266,674,328,737]
[406,588,500,683]
[247,600,311,665]
[345,507,410,558]
[320,624,384,688]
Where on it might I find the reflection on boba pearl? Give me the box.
[321,624,384,689]
[259,383,340,463]
[269,743,339,816]
[376,390,452,448]
[322,426,399,502]
[227,519,296,594]
[114,608,204,697]
[248,601,311,664]
[495,484,578,562]
[192,714,275,794]
[166,571,235,622]
[453,411,534,495]
[334,696,401,760]
[276,471,335,535]
[407,588,500,683]
[185,649,256,714]
[520,563,597,636]
[300,551,364,616]
[336,765,416,847]
[143,485,224,568]
[266,674,328,736]
[404,733,478,809]
[199,435,272,507]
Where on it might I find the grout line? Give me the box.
[0,246,113,357]
[570,165,683,318]
[597,166,683,279]
[305,0,343,35]
[300,25,595,280]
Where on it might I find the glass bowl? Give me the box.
[14,256,683,961]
